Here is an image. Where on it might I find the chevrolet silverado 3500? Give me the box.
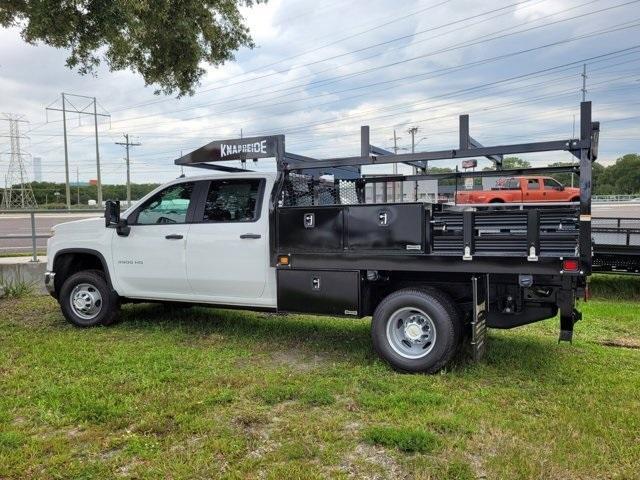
[45,102,599,373]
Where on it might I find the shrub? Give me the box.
[363,425,439,453]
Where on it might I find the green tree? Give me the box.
[482,156,531,171]
[0,0,264,96]
[502,156,531,169]
[598,154,640,195]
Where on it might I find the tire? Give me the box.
[59,269,120,327]
[371,288,461,373]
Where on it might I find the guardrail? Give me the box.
[0,209,103,262]
[592,195,640,202]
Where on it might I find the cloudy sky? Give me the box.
[1,0,639,185]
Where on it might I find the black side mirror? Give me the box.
[105,200,120,227]
[105,200,130,236]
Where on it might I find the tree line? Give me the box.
[26,182,160,208]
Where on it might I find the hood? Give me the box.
[52,216,104,235]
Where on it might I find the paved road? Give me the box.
[590,203,640,218]
[1,204,638,254]
[0,213,101,253]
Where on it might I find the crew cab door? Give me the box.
[185,177,274,306]
[111,181,196,299]
[523,177,542,201]
[543,177,566,201]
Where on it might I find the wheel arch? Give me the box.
[52,248,114,298]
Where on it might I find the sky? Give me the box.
[0,0,639,186]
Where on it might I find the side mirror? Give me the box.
[557,185,565,191]
[105,200,120,227]
[105,200,130,236]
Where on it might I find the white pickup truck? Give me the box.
[46,115,596,373]
[46,173,279,316]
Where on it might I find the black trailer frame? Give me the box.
[176,102,600,345]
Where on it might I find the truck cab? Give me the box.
[46,173,279,310]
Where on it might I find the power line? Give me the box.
[109,0,634,124]
[109,18,640,131]
[110,0,458,112]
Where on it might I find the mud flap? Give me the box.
[558,287,581,342]
[471,276,488,362]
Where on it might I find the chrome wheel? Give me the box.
[385,307,437,359]
[69,283,103,320]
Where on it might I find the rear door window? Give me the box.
[527,179,540,190]
[201,179,263,222]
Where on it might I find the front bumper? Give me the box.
[44,271,56,297]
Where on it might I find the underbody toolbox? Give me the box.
[277,269,360,316]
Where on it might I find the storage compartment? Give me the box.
[277,206,344,252]
[277,269,361,316]
[347,203,424,251]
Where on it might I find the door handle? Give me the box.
[165,234,184,240]
[240,233,261,239]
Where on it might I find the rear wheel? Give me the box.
[371,288,461,373]
[59,270,120,327]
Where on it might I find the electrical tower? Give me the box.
[1,114,38,209]
[46,93,110,209]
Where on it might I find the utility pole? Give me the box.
[76,166,80,205]
[392,130,399,173]
[115,134,141,207]
[388,129,403,202]
[581,63,587,102]
[408,126,419,154]
[62,93,70,209]
[46,93,110,209]
[408,126,419,201]
[93,98,103,206]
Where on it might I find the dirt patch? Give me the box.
[597,338,640,349]
[341,443,404,479]
[270,350,327,371]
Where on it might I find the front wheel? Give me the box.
[59,270,120,327]
[371,288,461,373]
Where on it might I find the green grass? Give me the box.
[0,275,36,298]
[0,289,639,478]
[0,251,45,258]
[589,273,640,301]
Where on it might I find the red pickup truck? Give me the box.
[455,176,580,204]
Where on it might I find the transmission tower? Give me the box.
[1,114,37,209]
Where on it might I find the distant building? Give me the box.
[33,157,42,182]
